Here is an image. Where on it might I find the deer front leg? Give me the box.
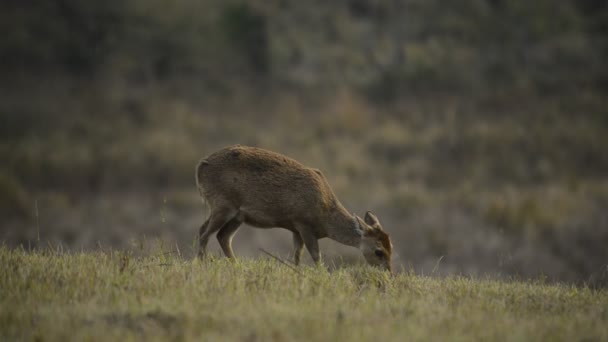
[292,232,304,266]
[299,229,321,265]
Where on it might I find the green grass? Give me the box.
[1,246,606,341]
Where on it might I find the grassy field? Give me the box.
[1,246,606,341]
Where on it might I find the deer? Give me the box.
[195,145,393,272]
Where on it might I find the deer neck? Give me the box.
[325,204,362,248]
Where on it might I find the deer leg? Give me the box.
[299,229,321,265]
[292,232,304,266]
[198,207,237,258]
[197,219,210,258]
[216,217,243,259]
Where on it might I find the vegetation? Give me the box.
[1,1,607,286]
[1,246,606,341]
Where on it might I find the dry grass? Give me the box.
[1,246,607,341]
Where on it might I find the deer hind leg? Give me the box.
[197,219,210,258]
[292,232,304,266]
[216,216,243,259]
[198,207,238,258]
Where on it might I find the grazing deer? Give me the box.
[195,145,393,272]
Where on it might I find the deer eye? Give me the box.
[374,249,384,258]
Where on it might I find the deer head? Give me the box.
[355,211,393,273]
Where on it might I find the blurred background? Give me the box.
[1,0,607,286]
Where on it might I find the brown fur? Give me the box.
[195,145,393,271]
[368,229,392,257]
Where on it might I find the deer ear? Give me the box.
[353,215,372,235]
[364,211,381,228]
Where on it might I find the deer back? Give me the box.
[197,145,337,220]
